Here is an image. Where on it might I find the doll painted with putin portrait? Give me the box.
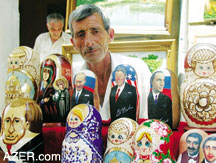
[62,104,103,162]
[0,98,44,162]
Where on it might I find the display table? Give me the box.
[42,121,188,162]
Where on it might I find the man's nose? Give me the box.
[8,124,15,134]
[84,32,94,47]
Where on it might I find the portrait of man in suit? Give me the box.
[71,72,94,108]
[202,136,216,163]
[177,132,203,163]
[109,66,137,122]
[148,70,172,128]
[0,98,44,162]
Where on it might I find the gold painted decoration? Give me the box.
[181,43,216,128]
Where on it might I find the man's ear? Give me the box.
[108,28,115,42]
[71,38,78,51]
[25,121,30,130]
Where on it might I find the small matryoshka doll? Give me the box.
[132,119,176,163]
[37,53,72,123]
[180,43,216,128]
[109,64,139,122]
[177,129,208,163]
[5,46,40,105]
[199,133,216,163]
[104,117,138,163]
[148,68,180,129]
[0,98,44,162]
[62,104,103,162]
[71,70,99,111]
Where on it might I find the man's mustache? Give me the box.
[187,147,196,151]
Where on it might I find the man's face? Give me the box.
[71,13,112,63]
[47,20,63,41]
[2,105,28,145]
[204,140,216,162]
[186,136,200,156]
[152,72,165,93]
[75,74,86,91]
[115,71,126,86]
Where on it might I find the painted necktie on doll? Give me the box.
[62,104,103,162]
[104,117,138,163]
[132,119,176,163]
[109,64,139,122]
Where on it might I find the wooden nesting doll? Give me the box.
[5,46,40,105]
[132,119,176,162]
[0,98,44,162]
[109,64,139,122]
[148,68,180,129]
[62,104,103,162]
[199,133,216,163]
[104,117,138,163]
[71,70,99,111]
[180,43,216,128]
[37,53,72,123]
[176,129,208,163]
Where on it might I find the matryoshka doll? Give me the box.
[180,43,216,128]
[0,98,44,162]
[177,129,208,163]
[132,119,176,163]
[62,104,103,162]
[199,133,216,162]
[5,46,40,105]
[71,70,99,111]
[109,64,139,122]
[37,53,72,123]
[148,68,180,129]
[104,117,138,163]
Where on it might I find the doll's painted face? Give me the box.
[8,57,22,69]
[135,132,153,157]
[43,68,50,81]
[68,113,82,128]
[109,130,128,145]
[194,61,214,77]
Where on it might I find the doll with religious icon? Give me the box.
[104,117,138,163]
[132,119,176,163]
[181,43,216,128]
[0,98,44,162]
[109,64,138,122]
[62,104,103,162]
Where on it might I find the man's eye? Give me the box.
[5,119,10,123]
[15,119,20,123]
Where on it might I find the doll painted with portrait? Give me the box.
[109,64,139,122]
[0,98,44,162]
[62,104,103,162]
[104,117,138,163]
[180,43,216,128]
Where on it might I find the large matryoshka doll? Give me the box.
[180,43,216,128]
[177,129,207,163]
[0,98,44,162]
[5,46,40,105]
[109,64,139,122]
[71,70,99,111]
[148,68,180,129]
[37,53,72,123]
[62,104,103,162]
[104,118,138,162]
[132,119,176,163]
[199,133,216,162]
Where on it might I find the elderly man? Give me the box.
[177,132,203,163]
[69,4,151,124]
[34,13,71,61]
[202,136,216,163]
[0,98,44,162]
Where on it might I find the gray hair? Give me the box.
[47,13,64,24]
[68,4,110,37]
[115,66,127,76]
